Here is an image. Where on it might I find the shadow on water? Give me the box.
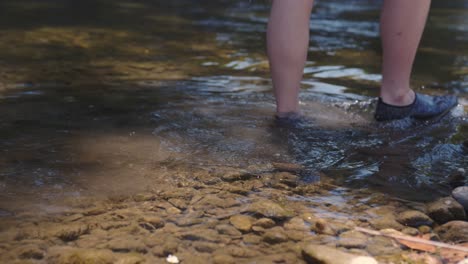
[0,0,467,214]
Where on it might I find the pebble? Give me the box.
[263,227,288,244]
[396,210,434,227]
[244,200,293,220]
[166,254,180,264]
[337,231,368,249]
[434,221,468,243]
[253,218,276,228]
[426,197,466,224]
[229,215,253,233]
[302,244,378,264]
[453,186,468,211]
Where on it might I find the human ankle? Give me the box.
[380,89,415,106]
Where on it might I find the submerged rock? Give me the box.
[244,200,293,220]
[453,186,468,211]
[396,210,434,227]
[426,197,466,224]
[337,230,368,249]
[302,244,378,264]
[263,227,288,244]
[435,221,468,243]
[229,215,253,233]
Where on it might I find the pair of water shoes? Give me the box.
[276,93,458,124]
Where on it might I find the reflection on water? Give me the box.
[0,0,467,213]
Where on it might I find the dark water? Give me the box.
[0,0,467,212]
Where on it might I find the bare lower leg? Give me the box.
[380,0,431,106]
[267,0,314,115]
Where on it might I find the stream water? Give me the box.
[0,1,467,262]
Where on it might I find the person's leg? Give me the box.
[267,0,314,116]
[379,0,431,106]
[376,0,457,121]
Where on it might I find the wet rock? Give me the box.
[216,224,242,237]
[253,218,276,228]
[51,224,90,242]
[243,234,262,244]
[62,214,84,222]
[427,197,466,224]
[244,200,294,220]
[100,221,131,231]
[284,217,308,231]
[272,172,299,187]
[337,231,368,249]
[263,227,288,244]
[192,241,219,253]
[14,244,44,259]
[302,244,378,264]
[220,170,252,182]
[47,247,115,264]
[214,245,258,258]
[396,210,434,227]
[369,216,405,231]
[139,216,165,231]
[168,198,188,210]
[229,215,253,233]
[286,230,307,241]
[133,192,156,202]
[311,219,336,236]
[106,238,147,253]
[435,221,468,243]
[151,236,180,257]
[402,227,419,236]
[418,225,432,234]
[366,236,401,256]
[180,229,221,243]
[272,162,304,173]
[453,186,468,211]
[212,254,235,264]
[84,205,108,216]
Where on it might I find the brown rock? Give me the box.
[263,227,288,244]
[244,200,293,220]
[426,197,466,224]
[337,231,368,249]
[435,221,468,243]
[253,218,276,228]
[302,244,378,264]
[106,238,147,253]
[396,210,434,227]
[229,215,253,232]
[215,224,242,237]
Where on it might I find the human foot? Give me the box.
[374,93,458,121]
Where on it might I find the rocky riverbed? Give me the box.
[1,164,467,264]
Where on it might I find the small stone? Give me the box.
[369,216,405,231]
[243,234,262,244]
[337,231,368,249]
[426,197,466,224]
[139,216,165,230]
[106,238,147,253]
[453,186,468,211]
[15,245,44,259]
[229,215,253,233]
[253,218,276,228]
[192,241,219,253]
[133,193,155,202]
[284,217,308,231]
[263,227,288,244]
[418,225,432,234]
[402,227,420,236]
[215,224,242,237]
[366,236,401,256]
[213,254,235,264]
[435,221,468,243]
[311,219,336,236]
[244,200,293,220]
[52,224,90,242]
[220,170,252,182]
[397,210,434,227]
[166,254,179,264]
[48,248,115,264]
[302,244,378,264]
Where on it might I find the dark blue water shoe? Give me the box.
[375,93,458,121]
